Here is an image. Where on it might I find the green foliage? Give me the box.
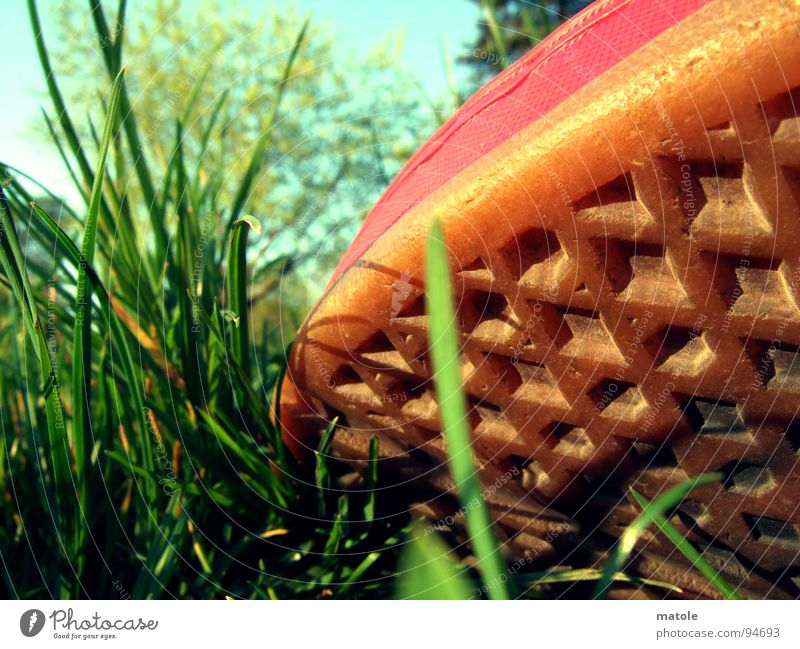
[39,0,436,290]
[0,0,415,599]
[464,1,591,82]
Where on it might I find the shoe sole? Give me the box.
[285,0,800,599]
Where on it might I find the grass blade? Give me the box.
[630,488,740,599]
[592,472,723,599]
[31,199,157,524]
[269,341,292,466]
[480,0,509,66]
[28,0,95,187]
[225,215,261,381]
[518,568,682,594]
[424,218,509,600]
[362,435,379,524]
[228,17,309,228]
[338,551,381,596]
[314,417,338,516]
[30,198,154,452]
[132,494,187,599]
[440,39,462,112]
[88,0,161,253]
[0,190,71,595]
[397,523,474,600]
[172,120,203,404]
[71,68,125,580]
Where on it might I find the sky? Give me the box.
[0,0,482,201]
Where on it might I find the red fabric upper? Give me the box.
[329,0,711,286]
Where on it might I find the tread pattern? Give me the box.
[310,86,800,598]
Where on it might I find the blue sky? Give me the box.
[0,0,482,200]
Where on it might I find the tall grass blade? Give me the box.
[630,488,740,600]
[480,0,509,66]
[424,218,509,600]
[132,494,187,599]
[592,472,722,599]
[314,417,338,516]
[28,0,95,186]
[71,68,125,581]
[228,17,310,228]
[172,120,204,404]
[0,190,71,595]
[226,215,261,381]
[88,0,161,248]
[397,523,474,600]
[518,568,682,594]
[362,435,379,524]
[28,201,154,490]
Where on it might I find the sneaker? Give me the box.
[283,0,800,598]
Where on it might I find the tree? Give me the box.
[40,0,437,293]
[463,0,591,84]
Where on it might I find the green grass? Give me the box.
[397,522,474,599]
[630,488,741,600]
[0,0,740,601]
[592,473,727,599]
[0,0,409,600]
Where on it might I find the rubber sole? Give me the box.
[285,0,800,598]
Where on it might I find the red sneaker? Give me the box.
[285,0,800,598]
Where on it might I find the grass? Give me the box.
[425,218,509,600]
[0,0,739,600]
[0,0,409,600]
[591,474,728,599]
[630,488,741,600]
